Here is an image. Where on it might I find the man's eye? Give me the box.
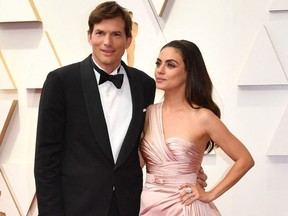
[113,32,122,37]
[95,31,104,36]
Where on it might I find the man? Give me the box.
[34,1,206,216]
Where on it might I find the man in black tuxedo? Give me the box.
[34,1,207,216]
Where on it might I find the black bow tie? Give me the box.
[93,62,124,89]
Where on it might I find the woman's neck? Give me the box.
[162,93,189,112]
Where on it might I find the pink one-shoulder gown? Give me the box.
[139,103,221,216]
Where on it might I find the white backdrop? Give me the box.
[0,0,288,215]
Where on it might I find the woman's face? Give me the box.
[155,47,187,92]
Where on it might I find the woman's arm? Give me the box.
[201,110,255,202]
[179,110,254,205]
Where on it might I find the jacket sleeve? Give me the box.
[34,71,66,216]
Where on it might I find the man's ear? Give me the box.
[87,31,92,45]
[125,36,132,49]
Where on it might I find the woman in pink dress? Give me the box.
[139,40,254,215]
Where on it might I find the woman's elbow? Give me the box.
[244,154,255,171]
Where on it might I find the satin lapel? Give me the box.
[115,63,143,168]
[80,56,114,163]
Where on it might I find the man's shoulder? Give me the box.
[44,61,82,86]
[52,62,81,74]
[52,55,90,75]
[127,66,154,82]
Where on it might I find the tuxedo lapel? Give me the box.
[115,63,144,168]
[80,55,114,163]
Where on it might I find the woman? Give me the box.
[139,40,254,215]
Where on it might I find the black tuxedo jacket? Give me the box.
[34,55,156,216]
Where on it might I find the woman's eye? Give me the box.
[167,63,175,68]
[155,61,161,67]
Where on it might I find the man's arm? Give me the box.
[34,72,66,216]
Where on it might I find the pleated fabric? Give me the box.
[140,103,221,216]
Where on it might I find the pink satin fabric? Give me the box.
[139,103,221,216]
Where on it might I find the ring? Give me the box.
[184,187,192,194]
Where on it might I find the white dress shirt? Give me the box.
[93,59,132,163]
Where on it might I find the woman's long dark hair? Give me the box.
[161,40,221,152]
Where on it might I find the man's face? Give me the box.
[88,17,132,72]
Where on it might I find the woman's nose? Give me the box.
[155,65,164,74]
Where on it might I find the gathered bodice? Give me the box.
[141,137,203,176]
[140,103,205,184]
